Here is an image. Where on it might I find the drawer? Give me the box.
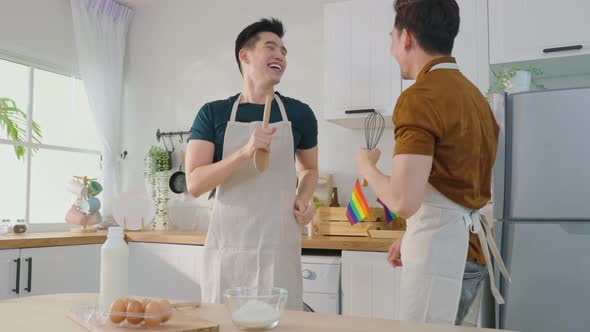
[302,262,340,294]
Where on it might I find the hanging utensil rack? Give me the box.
[156,129,190,143]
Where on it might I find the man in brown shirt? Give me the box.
[355,0,504,325]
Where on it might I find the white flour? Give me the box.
[232,300,280,328]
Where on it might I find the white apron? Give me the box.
[200,93,303,310]
[399,62,511,324]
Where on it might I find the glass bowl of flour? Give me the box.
[223,287,288,330]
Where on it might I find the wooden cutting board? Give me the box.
[67,307,219,332]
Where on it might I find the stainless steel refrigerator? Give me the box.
[491,87,590,332]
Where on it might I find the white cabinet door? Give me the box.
[453,0,489,93]
[402,0,489,94]
[18,245,100,297]
[324,0,352,119]
[489,0,590,64]
[0,249,20,299]
[350,0,372,110]
[129,243,203,301]
[341,251,401,320]
[324,0,401,126]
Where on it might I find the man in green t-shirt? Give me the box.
[185,18,318,310]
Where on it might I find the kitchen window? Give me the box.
[0,57,101,226]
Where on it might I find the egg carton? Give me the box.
[69,298,175,329]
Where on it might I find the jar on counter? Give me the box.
[0,219,11,235]
[13,219,27,234]
[329,187,340,207]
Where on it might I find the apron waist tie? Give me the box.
[463,211,512,304]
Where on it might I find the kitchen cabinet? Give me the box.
[128,243,203,301]
[323,0,401,128]
[489,0,590,64]
[324,0,489,128]
[0,245,100,299]
[20,245,101,296]
[341,250,401,320]
[0,249,20,300]
[402,0,489,94]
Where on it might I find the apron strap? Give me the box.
[273,93,289,121]
[463,211,512,304]
[229,95,240,122]
[229,93,288,122]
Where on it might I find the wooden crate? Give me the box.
[315,207,405,237]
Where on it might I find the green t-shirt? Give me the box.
[188,92,318,162]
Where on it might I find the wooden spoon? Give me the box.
[253,95,274,172]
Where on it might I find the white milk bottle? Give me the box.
[99,226,128,312]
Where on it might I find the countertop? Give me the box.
[0,293,513,332]
[0,230,401,252]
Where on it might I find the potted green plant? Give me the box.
[144,145,172,174]
[486,64,545,98]
[144,145,172,230]
[0,98,42,159]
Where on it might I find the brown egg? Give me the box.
[159,299,172,323]
[141,298,152,310]
[126,300,144,325]
[144,301,162,327]
[109,299,127,324]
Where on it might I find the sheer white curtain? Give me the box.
[70,0,132,219]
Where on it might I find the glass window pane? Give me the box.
[0,59,29,141]
[29,149,101,224]
[0,144,27,222]
[32,69,100,150]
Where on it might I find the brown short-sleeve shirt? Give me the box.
[393,57,499,264]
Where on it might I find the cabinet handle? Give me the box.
[543,45,583,53]
[25,257,32,293]
[12,258,20,294]
[344,108,375,114]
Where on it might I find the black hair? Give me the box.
[235,18,285,74]
[394,0,460,55]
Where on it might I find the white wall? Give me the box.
[0,0,78,74]
[121,0,395,220]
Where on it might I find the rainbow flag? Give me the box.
[377,198,397,224]
[346,179,370,224]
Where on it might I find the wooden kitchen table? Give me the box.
[0,293,516,332]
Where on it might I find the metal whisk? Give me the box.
[365,111,385,150]
[362,111,385,186]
